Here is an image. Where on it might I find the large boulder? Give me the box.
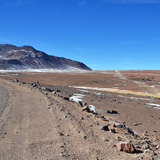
[116,141,136,153]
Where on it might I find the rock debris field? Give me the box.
[0,70,160,160]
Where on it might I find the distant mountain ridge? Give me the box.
[0,44,91,71]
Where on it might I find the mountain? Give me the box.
[0,44,91,71]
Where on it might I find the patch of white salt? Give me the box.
[69,94,85,102]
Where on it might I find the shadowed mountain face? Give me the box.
[0,44,91,70]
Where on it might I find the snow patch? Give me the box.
[0,68,89,73]
[78,89,91,93]
[154,107,160,110]
[117,95,153,101]
[69,94,85,102]
[93,92,102,96]
[146,103,160,107]
[78,89,102,95]
[70,86,160,98]
[145,103,160,109]
[34,60,39,64]
[88,105,97,113]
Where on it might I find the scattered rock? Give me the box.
[144,149,151,153]
[77,100,83,107]
[52,91,57,95]
[113,122,136,135]
[12,79,19,83]
[21,82,27,84]
[41,87,54,92]
[96,115,104,119]
[56,89,61,92]
[143,144,150,149]
[117,136,122,141]
[102,137,108,141]
[58,132,64,136]
[133,123,139,126]
[82,105,98,115]
[101,117,108,121]
[101,124,110,131]
[116,141,136,153]
[110,128,116,133]
[106,110,118,114]
[156,145,159,149]
[63,97,69,101]
[125,127,135,135]
[113,122,123,128]
[31,83,37,87]
[35,81,39,85]
[142,131,149,137]
[144,150,156,156]
[44,92,48,95]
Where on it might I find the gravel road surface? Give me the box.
[0,84,9,117]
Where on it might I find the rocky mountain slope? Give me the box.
[0,44,91,70]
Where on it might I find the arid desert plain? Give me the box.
[0,70,160,160]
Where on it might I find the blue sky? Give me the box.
[0,0,160,70]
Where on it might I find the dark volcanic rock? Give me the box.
[101,124,110,131]
[77,100,83,107]
[0,44,91,70]
[106,110,118,114]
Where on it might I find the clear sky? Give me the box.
[0,0,160,70]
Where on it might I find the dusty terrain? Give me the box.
[0,70,160,160]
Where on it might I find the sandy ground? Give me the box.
[0,70,160,160]
[0,79,138,160]
[0,84,9,117]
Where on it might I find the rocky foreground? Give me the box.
[0,78,159,160]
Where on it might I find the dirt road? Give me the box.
[0,79,153,160]
[0,79,62,159]
[0,84,9,117]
